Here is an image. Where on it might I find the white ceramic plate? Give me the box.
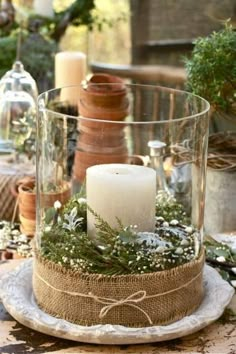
[0,260,234,345]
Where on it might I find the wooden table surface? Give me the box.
[1,259,236,354]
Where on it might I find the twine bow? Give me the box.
[89,290,153,325]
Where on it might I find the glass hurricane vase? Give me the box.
[36,83,209,275]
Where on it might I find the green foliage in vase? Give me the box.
[185,24,236,113]
[40,196,198,275]
[62,193,87,230]
[155,191,189,224]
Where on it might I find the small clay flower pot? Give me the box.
[13,178,71,236]
[78,119,126,132]
[11,178,36,236]
[11,177,36,222]
[79,101,129,121]
[89,73,125,87]
[19,214,36,236]
[73,150,128,182]
[77,142,128,155]
[78,73,129,121]
[40,184,71,208]
[75,150,128,166]
[127,155,146,166]
[78,130,125,148]
[80,85,128,109]
[79,121,126,136]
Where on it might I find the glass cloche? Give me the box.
[0,61,38,102]
[0,78,36,154]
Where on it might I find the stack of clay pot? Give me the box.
[73,74,130,183]
[12,177,71,237]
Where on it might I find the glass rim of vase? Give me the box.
[38,83,210,124]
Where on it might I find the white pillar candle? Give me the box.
[34,0,54,17]
[55,51,87,106]
[86,164,156,237]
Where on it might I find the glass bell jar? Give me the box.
[0,61,38,102]
[0,77,36,155]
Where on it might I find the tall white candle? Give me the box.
[55,51,87,106]
[34,0,54,17]
[86,164,156,237]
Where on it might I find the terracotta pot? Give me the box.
[74,150,127,167]
[79,121,126,136]
[127,155,146,166]
[78,131,125,148]
[79,101,129,121]
[73,74,130,183]
[77,142,128,155]
[78,73,129,120]
[18,182,36,220]
[19,214,36,236]
[80,86,128,109]
[79,119,126,131]
[86,73,127,99]
[73,150,128,182]
[40,184,71,208]
[73,165,87,183]
[89,73,124,87]
[14,178,71,236]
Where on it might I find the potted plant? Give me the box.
[185,23,236,133]
[185,24,236,234]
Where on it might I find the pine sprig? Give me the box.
[87,205,120,246]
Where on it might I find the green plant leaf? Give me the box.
[44,207,56,224]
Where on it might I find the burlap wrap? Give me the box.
[33,250,205,327]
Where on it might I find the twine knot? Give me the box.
[90,290,153,325]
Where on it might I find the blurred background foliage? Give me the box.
[59,0,130,64]
[0,0,130,92]
[1,0,234,93]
